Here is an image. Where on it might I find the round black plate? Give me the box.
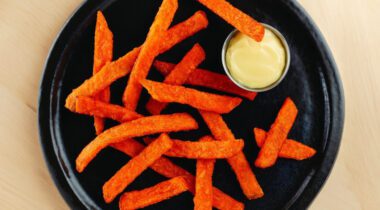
[38,0,344,209]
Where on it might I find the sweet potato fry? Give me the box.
[159,10,208,54]
[253,127,268,147]
[93,11,114,134]
[145,136,243,159]
[92,94,109,133]
[123,0,178,110]
[199,110,263,199]
[146,43,206,114]
[194,136,215,210]
[255,98,298,168]
[75,96,143,122]
[197,0,264,42]
[75,113,198,173]
[65,47,140,111]
[111,139,194,185]
[153,60,257,100]
[142,80,242,113]
[112,139,244,210]
[65,11,208,111]
[119,176,189,210]
[276,141,316,160]
[165,136,244,159]
[254,128,316,160]
[103,134,173,203]
[93,11,113,74]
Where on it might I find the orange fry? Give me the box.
[119,176,189,210]
[123,0,178,110]
[112,139,244,210]
[153,60,257,100]
[255,98,298,168]
[158,11,208,54]
[194,136,215,210]
[65,47,140,111]
[75,113,198,173]
[145,136,243,159]
[142,80,242,113]
[93,11,113,74]
[254,128,316,160]
[165,136,244,159]
[199,110,263,199]
[75,96,143,122]
[65,11,208,111]
[103,134,173,203]
[146,43,206,114]
[197,0,264,42]
[93,11,114,134]
[112,140,194,184]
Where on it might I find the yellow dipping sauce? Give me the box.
[226,28,286,89]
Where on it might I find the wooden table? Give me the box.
[1,0,379,209]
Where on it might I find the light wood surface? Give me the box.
[0,0,379,209]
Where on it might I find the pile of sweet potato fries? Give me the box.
[65,0,316,209]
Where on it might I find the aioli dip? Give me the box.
[225,28,287,89]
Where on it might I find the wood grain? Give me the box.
[0,0,379,209]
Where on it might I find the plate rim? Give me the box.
[37,0,345,209]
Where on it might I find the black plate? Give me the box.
[38,0,344,209]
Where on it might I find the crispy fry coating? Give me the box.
[165,137,244,159]
[112,139,244,210]
[93,11,113,134]
[198,0,264,41]
[146,44,205,114]
[65,11,208,111]
[254,128,316,160]
[199,111,263,199]
[153,61,257,100]
[103,134,173,203]
[255,98,298,168]
[194,136,216,210]
[142,80,242,113]
[75,113,198,173]
[122,0,179,110]
[75,96,142,122]
[119,176,189,210]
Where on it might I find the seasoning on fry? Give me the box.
[93,11,113,134]
[75,113,198,173]
[119,176,189,210]
[112,139,194,186]
[93,11,114,75]
[141,79,242,114]
[122,0,178,110]
[146,43,206,114]
[255,97,298,168]
[103,134,173,203]
[112,139,244,210]
[199,110,264,199]
[159,10,208,54]
[153,60,257,100]
[65,47,140,111]
[65,11,208,111]
[197,0,264,42]
[194,136,215,210]
[165,136,244,159]
[254,128,316,160]
[75,96,143,122]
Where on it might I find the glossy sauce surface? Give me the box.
[226,29,286,89]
